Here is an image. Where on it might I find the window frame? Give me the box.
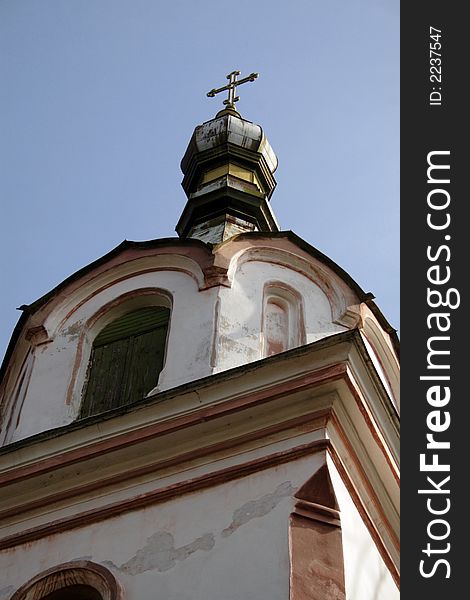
[79,305,171,418]
[67,289,173,417]
[9,561,123,600]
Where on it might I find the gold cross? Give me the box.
[207,71,259,110]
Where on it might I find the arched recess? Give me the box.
[9,561,124,600]
[262,282,306,357]
[67,288,172,415]
[227,246,358,323]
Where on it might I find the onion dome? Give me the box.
[176,105,279,243]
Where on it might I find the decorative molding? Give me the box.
[343,369,400,482]
[333,305,362,329]
[0,364,345,487]
[293,498,341,527]
[329,411,400,551]
[201,265,230,289]
[292,461,341,527]
[25,326,51,346]
[0,411,330,522]
[9,561,124,600]
[0,440,328,551]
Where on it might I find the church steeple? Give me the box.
[176,71,279,244]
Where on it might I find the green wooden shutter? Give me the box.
[80,306,170,418]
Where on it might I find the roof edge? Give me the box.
[0,237,212,385]
[218,230,399,354]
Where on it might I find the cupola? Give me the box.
[176,71,279,243]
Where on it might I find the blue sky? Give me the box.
[0,0,399,361]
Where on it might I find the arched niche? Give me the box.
[226,245,359,323]
[9,561,124,600]
[262,282,306,357]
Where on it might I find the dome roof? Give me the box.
[181,112,278,175]
[178,109,280,239]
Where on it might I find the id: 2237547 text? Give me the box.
[429,26,442,106]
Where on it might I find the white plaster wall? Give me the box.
[0,456,323,600]
[327,455,399,600]
[4,256,348,443]
[9,271,217,443]
[215,260,345,372]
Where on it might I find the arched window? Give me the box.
[80,306,170,418]
[262,283,305,357]
[10,561,123,600]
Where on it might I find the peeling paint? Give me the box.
[4,239,351,443]
[116,531,215,575]
[218,335,259,361]
[222,481,294,537]
[62,322,83,342]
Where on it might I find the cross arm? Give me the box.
[206,72,259,97]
